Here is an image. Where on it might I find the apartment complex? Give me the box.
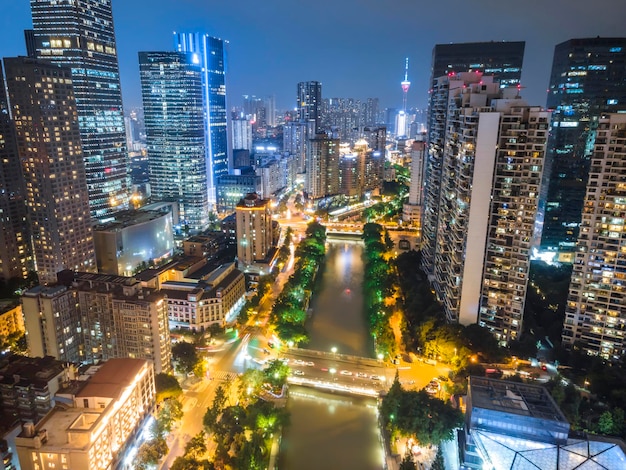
[562,114,626,360]
[422,74,549,344]
[22,272,171,373]
[3,57,96,284]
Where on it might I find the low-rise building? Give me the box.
[0,356,67,424]
[0,300,24,341]
[162,262,245,330]
[460,376,626,469]
[93,209,174,276]
[15,358,155,470]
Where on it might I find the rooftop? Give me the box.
[76,358,147,399]
[92,209,169,232]
[469,376,568,423]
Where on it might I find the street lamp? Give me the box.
[331,346,337,355]
[377,353,384,363]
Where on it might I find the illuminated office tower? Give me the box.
[562,114,626,360]
[539,38,626,261]
[4,57,96,284]
[175,33,230,207]
[0,63,30,280]
[422,74,549,344]
[139,51,209,232]
[306,133,340,199]
[429,41,525,89]
[297,81,322,132]
[28,0,130,219]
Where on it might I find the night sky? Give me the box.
[1,0,625,112]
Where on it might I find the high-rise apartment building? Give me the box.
[422,74,549,344]
[297,81,322,132]
[235,193,273,267]
[540,38,626,260]
[231,116,253,151]
[562,114,626,360]
[22,272,172,373]
[306,133,340,200]
[321,98,362,143]
[403,140,426,225]
[4,57,96,284]
[28,0,130,219]
[0,63,30,280]
[284,120,315,174]
[175,33,230,207]
[139,51,209,232]
[430,41,525,89]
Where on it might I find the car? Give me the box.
[292,370,305,376]
[305,361,315,367]
[339,370,352,376]
[293,359,305,365]
[370,375,381,381]
[355,372,368,378]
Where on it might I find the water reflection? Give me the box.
[280,241,383,469]
[279,386,384,470]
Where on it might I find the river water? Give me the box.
[278,240,384,470]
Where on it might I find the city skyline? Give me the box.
[1,1,624,111]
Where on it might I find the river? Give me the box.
[278,240,385,470]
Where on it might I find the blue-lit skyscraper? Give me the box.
[174,33,230,207]
[28,0,130,220]
[139,51,209,232]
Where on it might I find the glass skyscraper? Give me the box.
[28,0,130,220]
[539,37,626,260]
[139,51,209,232]
[174,33,229,207]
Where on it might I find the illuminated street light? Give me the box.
[331,346,337,355]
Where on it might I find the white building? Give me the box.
[403,140,426,225]
[422,74,550,344]
[231,116,253,151]
[236,193,274,267]
[15,358,155,470]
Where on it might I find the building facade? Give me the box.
[175,33,230,207]
[28,0,130,219]
[430,41,525,90]
[231,116,252,151]
[540,37,626,261]
[22,273,172,373]
[162,262,245,330]
[235,193,273,266]
[4,57,96,284]
[93,209,174,276]
[562,114,626,360]
[403,140,426,225]
[306,133,340,200]
[216,172,262,213]
[0,63,30,281]
[422,74,549,344]
[297,81,322,132]
[15,358,155,470]
[139,51,209,232]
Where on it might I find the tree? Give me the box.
[399,452,417,470]
[184,432,207,459]
[597,411,614,435]
[155,398,184,436]
[431,446,445,470]
[172,341,199,375]
[204,384,228,431]
[155,373,182,402]
[135,437,168,469]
